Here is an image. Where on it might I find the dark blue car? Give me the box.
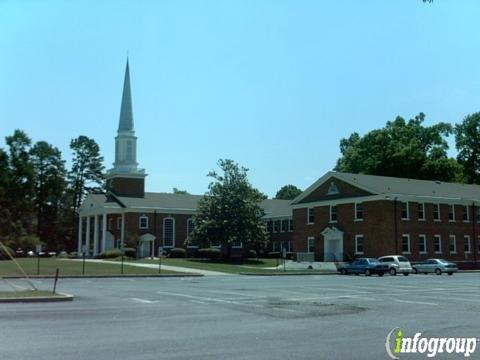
[338,258,388,276]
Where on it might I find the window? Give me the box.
[108,218,113,230]
[477,207,480,223]
[267,220,273,232]
[281,219,288,232]
[307,208,314,224]
[433,204,441,221]
[355,235,364,255]
[126,140,133,161]
[139,215,149,229]
[464,235,471,254]
[187,219,194,236]
[419,234,427,254]
[307,237,315,253]
[272,242,277,252]
[448,205,455,222]
[418,203,425,221]
[401,234,410,254]
[449,235,456,254]
[434,235,442,254]
[355,203,363,221]
[273,220,280,233]
[462,206,470,222]
[330,205,337,223]
[288,219,294,232]
[232,239,242,248]
[163,218,175,248]
[117,217,122,230]
[401,202,409,220]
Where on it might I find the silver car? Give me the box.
[378,255,412,276]
[412,259,458,275]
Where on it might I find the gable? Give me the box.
[297,176,373,204]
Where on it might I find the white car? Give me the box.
[378,255,412,276]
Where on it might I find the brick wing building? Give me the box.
[291,172,480,268]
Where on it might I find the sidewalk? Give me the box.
[80,259,232,276]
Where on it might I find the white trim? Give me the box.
[288,219,294,232]
[401,234,411,254]
[448,204,456,222]
[307,207,314,224]
[232,239,243,249]
[433,204,441,222]
[449,235,457,254]
[463,235,471,254]
[434,234,442,254]
[354,202,363,222]
[401,202,410,221]
[418,203,426,221]
[462,206,470,223]
[163,217,175,248]
[307,236,315,253]
[139,214,149,229]
[354,234,364,255]
[418,234,427,254]
[329,205,337,223]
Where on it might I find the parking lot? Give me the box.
[1,273,479,359]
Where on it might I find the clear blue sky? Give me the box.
[1,1,479,197]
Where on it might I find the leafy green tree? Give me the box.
[173,187,189,194]
[335,113,462,182]
[190,159,268,259]
[275,185,302,200]
[69,136,105,248]
[30,141,67,249]
[455,112,480,184]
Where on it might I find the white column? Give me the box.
[101,213,107,253]
[77,216,83,254]
[121,213,125,249]
[93,215,99,256]
[85,216,91,256]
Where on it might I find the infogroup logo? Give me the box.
[385,327,479,359]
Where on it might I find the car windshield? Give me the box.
[397,256,409,262]
[367,258,380,264]
[436,259,449,264]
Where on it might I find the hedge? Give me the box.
[196,248,222,260]
[169,248,186,258]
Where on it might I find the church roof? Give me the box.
[118,59,134,131]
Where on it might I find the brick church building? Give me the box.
[78,61,480,269]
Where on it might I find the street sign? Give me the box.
[282,248,287,259]
[158,247,164,257]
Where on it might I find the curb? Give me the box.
[0,292,74,303]
[1,274,204,279]
[240,272,338,276]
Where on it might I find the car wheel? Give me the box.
[354,272,359,276]
[412,268,418,274]
[389,268,397,276]
[340,268,347,275]
[365,269,372,276]
[424,273,428,275]
[378,272,384,277]
[435,268,442,275]
[403,272,409,276]
[447,272,453,276]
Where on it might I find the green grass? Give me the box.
[0,290,62,298]
[0,258,183,276]
[130,258,327,274]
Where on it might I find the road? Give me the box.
[0,273,479,359]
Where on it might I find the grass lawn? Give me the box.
[0,258,183,276]
[131,258,328,274]
[0,290,62,298]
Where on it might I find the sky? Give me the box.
[1,0,480,197]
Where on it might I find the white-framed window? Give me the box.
[434,235,442,254]
[462,206,470,222]
[163,217,175,248]
[117,217,122,230]
[401,234,411,254]
[139,215,149,229]
[355,235,364,255]
[355,203,363,221]
[288,219,294,232]
[433,204,441,222]
[307,208,314,224]
[281,219,288,232]
[419,234,427,254]
[401,202,409,220]
[273,220,280,233]
[448,205,455,222]
[449,235,456,254]
[232,239,243,248]
[307,237,315,253]
[418,203,425,221]
[329,205,337,223]
[464,235,471,254]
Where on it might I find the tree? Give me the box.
[275,185,302,200]
[189,159,268,259]
[335,113,463,182]
[69,136,105,249]
[173,187,189,195]
[30,141,67,249]
[455,112,480,184]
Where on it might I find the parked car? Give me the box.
[412,259,458,275]
[338,258,389,276]
[378,255,412,276]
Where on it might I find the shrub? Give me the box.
[0,245,15,260]
[248,249,257,258]
[96,249,122,259]
[169,248,186,258]
[123,247,137,258]
[267,251,281,259]
[197,248,222,260]
[69,252,79,258]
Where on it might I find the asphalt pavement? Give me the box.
[0,273,479,359]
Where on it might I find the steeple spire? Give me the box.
[118,59,134,131]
